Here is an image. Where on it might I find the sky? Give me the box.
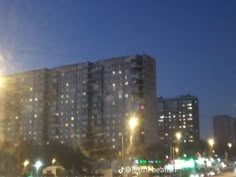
[0,0,235,139]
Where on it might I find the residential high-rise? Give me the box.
[213,115,236,145]
[1,54,157,156]
[2,69,48,144]
[157,95,200,146]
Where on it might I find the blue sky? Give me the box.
[0,0,235,139]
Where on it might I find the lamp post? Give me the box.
[208,138,214,156]
[227,142,232,161]
[128,116,138,132]
[52,158,56,166]
[23,160,29,174]
[227,142,232,149]
[34,160,43,177]
[121,115,138,166]
[175,132,182,156]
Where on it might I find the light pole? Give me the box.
[227,142,232,160]
[208,138,215,156]
[227,142,232,149]
[23,160,29,174]
[121,115,138,165]
[34,160,43,177]
[175,132,182,156]
[128,116,138,131]
[52,158,56,166]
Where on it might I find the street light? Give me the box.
[52,158,56,166]
[208,138,215,149]
[227,142,232,149]
[175,132,182,142]
[23,160,30,174]
[174,132,182,158]
[34,160,43,177]
[121,115,139,165]
[128,116,138,131]
[175,147,179,153]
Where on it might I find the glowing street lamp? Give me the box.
[175,147,179,153]
[208,138,215,149]
[23,160,29,173]
[128,116,138,131]
[227,142,232,149]
[34,160,43,177]
[23,160,29,168]
[52,158,56,165]
[175,132,182,142]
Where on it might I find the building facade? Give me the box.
[1,54,157,156]
[157,95,200,146]
[213,115,236,145]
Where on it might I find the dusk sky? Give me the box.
[0,0,235,139]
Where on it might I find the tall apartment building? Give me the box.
[157,95,200,146]
[1,54,157,156]
[213,115,236,145]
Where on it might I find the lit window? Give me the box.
[118,95,122,99]
[61,95,64,98]
[189,113,192,116]
[125,81,128,85]
[112,71,116,75]
[112,83,116,87]
[160,115,164,119]
[34,98,38,101]
[30,87,33,91]
[66,83,69,87]
[65,123,68,127]
[34,114,37,118]
[71,117,74,120]
[119,70,122,74]
[188,107,192,110]
[29,98,33,102]
[125,94,128,98]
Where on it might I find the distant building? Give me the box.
[157,95,200,145]
[213,115,236,145]
[1,54,157,156]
